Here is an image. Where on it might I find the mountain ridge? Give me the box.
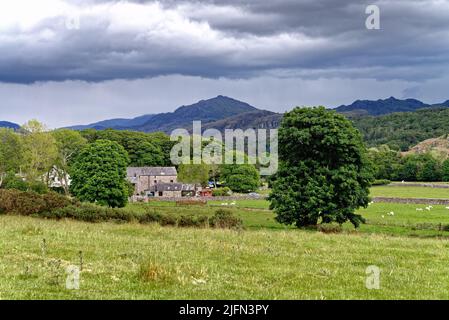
[335,96,449,116]
[0,121,20,130]
[67,95,261,133]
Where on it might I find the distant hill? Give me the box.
[352,107,449,151]
[66,95,449,151]
[68,114,155,131]
[68,96,259,133]
[0,121,20,130]
[402,136,449,160]
[335,96,449,116]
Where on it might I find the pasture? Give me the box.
[370,185,449,199]
[2,184,449,299]
[2,215,449,300]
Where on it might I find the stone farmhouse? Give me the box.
[127,166,200,198]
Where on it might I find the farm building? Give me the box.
[127,166,178,196]
[127,166,201,198]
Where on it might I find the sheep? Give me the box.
[416,208,423,211]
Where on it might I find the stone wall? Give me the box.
[373,197,449,205]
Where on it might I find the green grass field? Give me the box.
[3,185,449,299]
[2,215,449,300]
[371,186,449,199]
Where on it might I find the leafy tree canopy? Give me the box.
[70,139,130,207]
[269,107,373,228]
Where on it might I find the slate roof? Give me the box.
[127,167,177,178]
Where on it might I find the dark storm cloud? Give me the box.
[0,0,448,83]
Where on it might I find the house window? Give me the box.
[158,191,163,197]
[154,180,157,184]
[170,180,174,183]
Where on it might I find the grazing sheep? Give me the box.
[416,208,423,211]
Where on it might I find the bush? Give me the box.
[210,209,243,229]
[0,189,241,230]
[317,223,343,233]
[212,187,231,197]
[159,214,177,226]
[372,179,391,186]
[1,173,28,191]
[29,182,49,194]
[175,199,207,206]
[0,189,72,216]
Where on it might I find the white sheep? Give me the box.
[416,208,423,211]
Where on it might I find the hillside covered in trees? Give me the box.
[352,107,449,151]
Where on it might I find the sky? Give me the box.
[0,0,448,127]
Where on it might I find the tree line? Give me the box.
[0,121,260,207]
[369,145,449,182]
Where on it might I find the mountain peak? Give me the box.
[335,96,430,116]
[67,96,260,133]
[0,121,20,130]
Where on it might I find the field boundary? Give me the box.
[373,197,449,205]
[388,183,449,189]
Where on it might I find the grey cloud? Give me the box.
[0,0,448,83]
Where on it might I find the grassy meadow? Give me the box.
[371,185,449,199]
[2,215,449,300]
[2,185,449,299]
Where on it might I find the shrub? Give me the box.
[212,187,231,197]
[210,209,243,229]
[159,214,177,226]
[0,189,44,215]
[29,182,49,194]
[317,223,343,234]
[45,203,137,223]
[372,179,391,186]
[175,199,207,206]
[138,211,162,224]
[177,215,198,227]
[1,173,28,191]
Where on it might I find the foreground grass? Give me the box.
[371,186,449,199]
[2,215,449,299]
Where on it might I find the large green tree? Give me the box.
[52,129,87,194]
[21,120,58,183]
[70,140,130,207]
[269,107,373,228]
[221,164,260,193]
[0,128,23,187]
[80,129,168,166]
